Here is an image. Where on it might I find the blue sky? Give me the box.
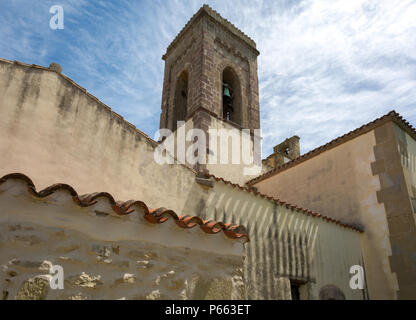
[1,0,416,157]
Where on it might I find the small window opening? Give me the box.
[284,147,290,155]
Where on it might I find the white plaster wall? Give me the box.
[0,178,245,300]
[253,130,398,299]
[0,60,197,213]
[206,116,260,186]
[203,181,365,300]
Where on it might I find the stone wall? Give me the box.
[160,17,203,131]
[199,13,260,131]
[383,123,416,299]
[160,6,260,133]
[263,136,301,169]
[0,176,245,300]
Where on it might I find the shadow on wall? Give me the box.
[319,284,346,300]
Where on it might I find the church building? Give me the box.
[0,4,414,300]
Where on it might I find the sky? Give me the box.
[1,0,415,157]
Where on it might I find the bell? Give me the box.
[223,85,232,98]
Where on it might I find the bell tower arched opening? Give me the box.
[222,67,242,127]
[172,70,189,132]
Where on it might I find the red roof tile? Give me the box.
[0,173,249,243]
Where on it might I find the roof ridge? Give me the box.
[208,173,363,232]
[202,4,256,47]
[247,110,415,186]
[0,172,249,242]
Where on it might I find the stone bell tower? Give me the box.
[159,5,261,182]
[159,4,260,132]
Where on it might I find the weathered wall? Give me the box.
[165,115,260,186]
[0,59,365,299]
[199,13,260,131]
[0,177,245,300]
[202,179,365,300]
[160,16,203,131]
[0,59,197,213]
[205,116,261,185]
[390,123,416,298]
[311,218,365,300]
[253,127,399,299]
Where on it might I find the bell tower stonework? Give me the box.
[159,5,261,184]
[160,4,260,132]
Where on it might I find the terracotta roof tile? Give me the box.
[0,173,249,243]
[208,173,363,232]
[247,110,416,186]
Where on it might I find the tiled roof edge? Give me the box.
[208,174,364,233]
[163,4,258,59]
[247,110,416,186]
[0,173,249,243]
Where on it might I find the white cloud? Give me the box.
[1,0,415,156]
[247,0,416,154]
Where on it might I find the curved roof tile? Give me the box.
[0,173,249,243]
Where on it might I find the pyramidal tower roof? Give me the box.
[163,4,258,59]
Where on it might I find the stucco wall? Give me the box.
[0,177,245,300]
[166,115,260,186]
[205,116,261,186]
[0,59,365,299]
[204,180,364,300]
[311,218,365,299]
[395,123,416,211]
[0,59,197,213]
[253,127,399,299]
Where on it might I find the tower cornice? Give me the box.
[162,4,259,60]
